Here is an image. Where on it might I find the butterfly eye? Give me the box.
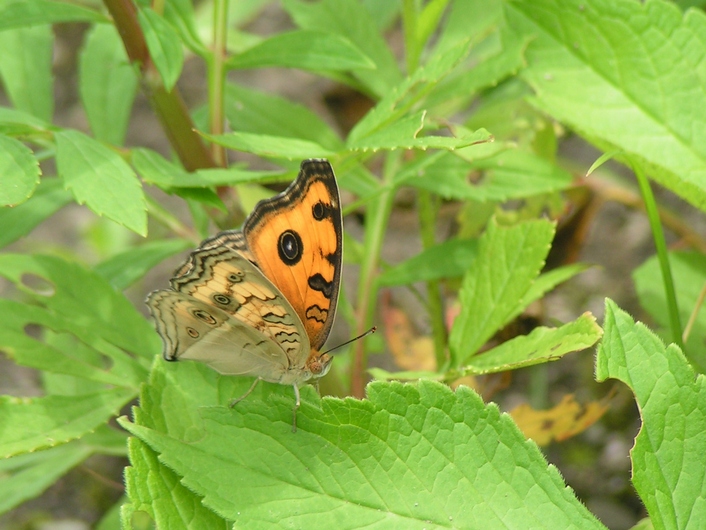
[278,230,303,266]
[213,294,230,305]
[192,309,217,325]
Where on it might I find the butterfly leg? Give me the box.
[228,377,263,408]
[291,384,301,433]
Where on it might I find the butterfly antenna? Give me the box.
[322,326,376,356]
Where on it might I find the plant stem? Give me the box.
[351,156,398,398]
[631,159,684,351]
[683,282,706,344]
[417,189,448,370]
[402,0,421,73]
[103,0,217,171]
[209,0,228,167]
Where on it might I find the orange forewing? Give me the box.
[243,160,342,351]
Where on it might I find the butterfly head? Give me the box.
[307,351,333,380]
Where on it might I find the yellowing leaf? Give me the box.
[382,294,436,372]
[510,391,614,446]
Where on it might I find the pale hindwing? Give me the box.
[146,290,292,380]
[167,245,310,365]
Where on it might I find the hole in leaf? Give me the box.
[20,273,55,296]
[23,323,43,339]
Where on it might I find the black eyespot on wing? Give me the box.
[192,308,217,325]
[278,230,303,266]
[186,327,200,338]
[227,271,244,283]
[308,273,334,299]
[312,200,332,221]
[213,293,230,305]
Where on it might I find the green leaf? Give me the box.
[0,442,92,515]
[434,0,502,56]
[56,129,147,236]
[132,147,279,188]
[0,426,127,516]
[368,368,442,382]
[162,0,206,55]
[460,313,602,375]
[507,0,706,210]
[524,264,592,307]
[346,110,492,152]
[201,131,335,159]
[0,178,72,248]
[449,218,556,366]
[398,149,574,201]
[416,0,451,53]
[597,299,706,530]
[193,167,288,186]
[426,1,526,113]
[0,134,40,206]
[137,7,184,92]
[0,25,53,121]
[95,497,124,530]
[348,39,472,144]
[224,83,343,150]
[0,253,160,359]
[95,239,193,291]
[283,0,402,97]
[360,0,399,31]
[0,0,107,29]
[228,30,374,71]
[0,106,51,133]
[132,147,203,187]
[120,362,605,529]
[377,237,478,286]
[633,251,706,372]
[79,24,138,146]
[123,437,231,529]
[630,519,654,530]
[0,388,135,457]
[133,147,279,210]
[0,299,148,388]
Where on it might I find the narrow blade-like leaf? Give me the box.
[79,24,138,146]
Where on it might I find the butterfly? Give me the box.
[146,159,342,430]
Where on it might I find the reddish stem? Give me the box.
[103,0,217,171]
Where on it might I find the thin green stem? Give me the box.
[631,159,684,351]
[209,0,228,167]
[417,189,448,370]
[351,155,399,397]
[401,0,421,73]
[683,282,706,344]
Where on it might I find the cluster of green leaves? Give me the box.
[1,0,706,528]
